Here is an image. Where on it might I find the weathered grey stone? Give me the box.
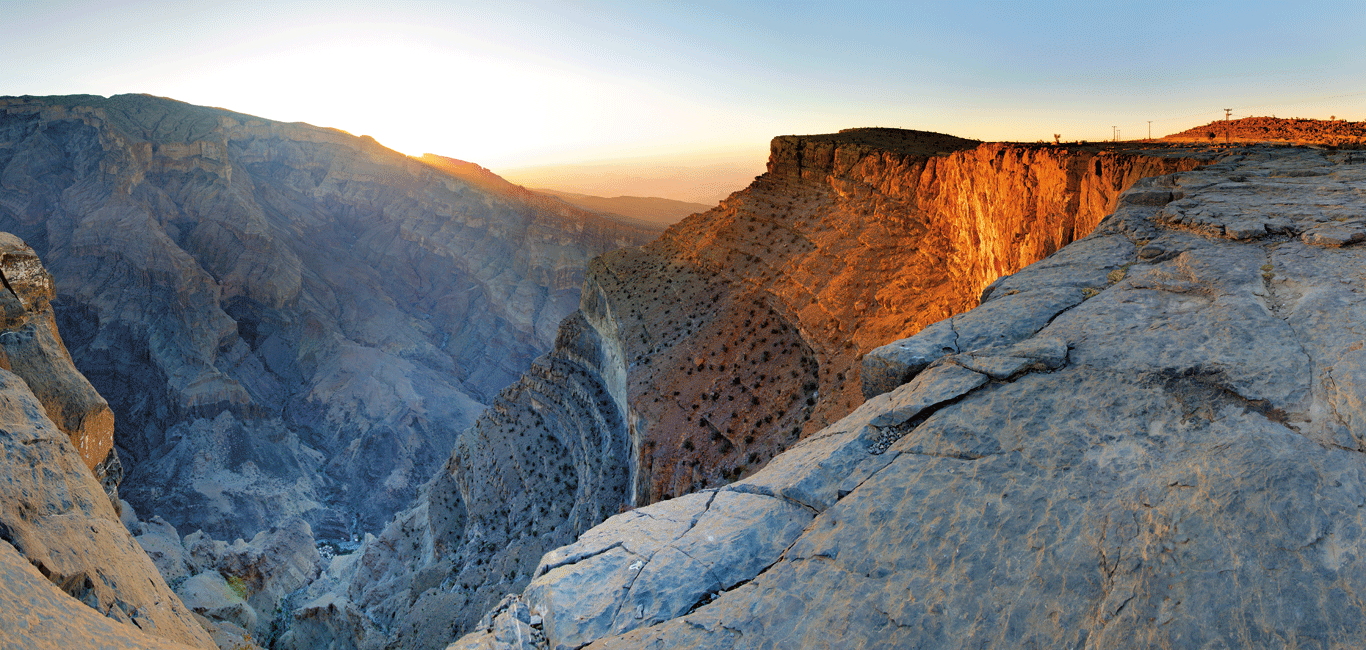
[474,490,812,650]
[1119,189,1174,206]
[0,94,658,546]
[135,516,195,583]
[866,363,987,427]
[0,366,216,649]
[951,336,1067,380]
[861,319,958,398]
[276,581,375,650]
[174,517,323,639]
[0,540,199,650]
[456,147,1366,650]
[1302,222,1366,247]
[178,571,259,633]
[192,613,264,650]
[1223,218,1269,240]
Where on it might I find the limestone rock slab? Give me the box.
[471,490,811,650]
[457,147,1366,650]
[0,540,199,650]
[0,366,215,648]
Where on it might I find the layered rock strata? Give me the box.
[456,146,1366,649]
[0,94,656,540]
[0,233,115,477]
[0,234,215,649]
[0,541,201,650]
[306,130,1213,648]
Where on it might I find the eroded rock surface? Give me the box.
[0,94,657,541]
[0,232,114,477]
[0,540,201,650]
[454,147,1366,649]
[0,231,211,648]
[0,358,214,648]
[311,130,1214,648]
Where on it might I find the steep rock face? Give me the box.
[617,131,1209,504]
[0,94,656,539]
[308,129,1213,648]
[457,146,1366,650]
[0,541,201,650]
[0,233,114,475]
[0,233,214,649]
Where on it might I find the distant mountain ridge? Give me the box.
[0,93,658,543]
[530,188,711,226]
[497,154,763,206]
[416,154,668,230]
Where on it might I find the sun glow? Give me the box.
[5,1,1363,176]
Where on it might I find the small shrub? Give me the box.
[224,573,249,600]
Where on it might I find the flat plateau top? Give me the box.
[784,127,982,156]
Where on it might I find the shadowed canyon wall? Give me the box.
[0,94,657,542]
[310,128,1214,648]
[457,145,1366,650]
[0,233,216,649]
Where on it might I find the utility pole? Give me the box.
[1148,121,1152,141]
[1112,126,1116,142]
[1224,108,1232,143]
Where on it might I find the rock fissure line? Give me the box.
[535,541,626,577]
[720,484,820,517]
[868,371,993,455]
[0,262,22,307]
[604,491,722,624]
[1322,365,1355,436]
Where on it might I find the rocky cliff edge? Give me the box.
[0,94,658,542]
[455,146,1366,649]
[295,130,1216,649]
[0,233,214,649]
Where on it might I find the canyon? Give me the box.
[290,128,1216,648]
[456,142,1366,650]
[0,94,657,544]
[3,99,1365,650]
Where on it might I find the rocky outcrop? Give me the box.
[1163,115,1366,145]
[302,130,1215,648]
[124,507,324,644]
[0,233,215,648]
[0,540,201,650]
[0,94,657,541]
[0,233,114,477]
[454,146,1366,649]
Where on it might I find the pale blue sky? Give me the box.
[4,0,1363,171]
